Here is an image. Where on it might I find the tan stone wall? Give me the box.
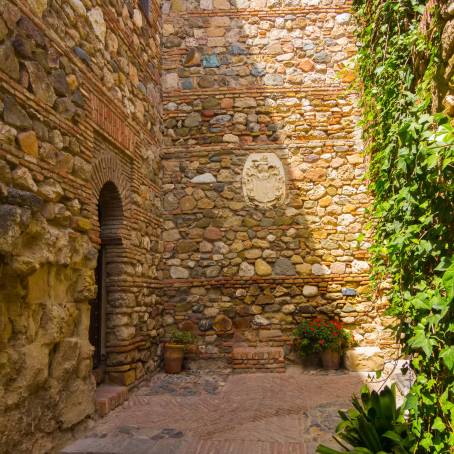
[420,0,454,114]
[160,0,392,363]
[0,0,162,452]
[437,1,453,115]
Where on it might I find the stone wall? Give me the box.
[420,0,454,115]
[0,0,162,452]
[437,1,453,115]
[160,0,393,364]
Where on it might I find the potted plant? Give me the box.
[293,318,351,369]
[164,329,196,374]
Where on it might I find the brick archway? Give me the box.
[90,154,130,383]
[91,153,130,213]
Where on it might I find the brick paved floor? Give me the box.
[62,367,364,454]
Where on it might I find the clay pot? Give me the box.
[321,349,341,370]
[300,353,322,369]
[164,344,185,374]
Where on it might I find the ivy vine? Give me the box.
[352,0,454,452]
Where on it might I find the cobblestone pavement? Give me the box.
[62,367,364,454]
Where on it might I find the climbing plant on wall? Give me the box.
[352,0,454,452]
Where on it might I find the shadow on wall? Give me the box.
[159,0,385,359]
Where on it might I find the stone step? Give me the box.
[95,384,128,417]
[231,346,286,373]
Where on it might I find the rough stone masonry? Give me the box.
[7,0,452,452]
[0,0,162,452]
[159,0,394,365]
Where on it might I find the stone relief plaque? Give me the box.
[242,153,286,208]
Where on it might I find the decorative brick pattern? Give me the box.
[63,369,365,454]
[232,346,285,373]
[91,153,131,211]
[90,94,137,152]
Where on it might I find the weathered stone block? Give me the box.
[0,41,20,80]
[3,96,32,129]
[344,347,385,372]
[17,131,38,157]
[25,62,57,106]
[88,7,106,44]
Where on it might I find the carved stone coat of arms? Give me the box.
[242,153,286,208]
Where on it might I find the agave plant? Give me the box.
[317,385,415,454]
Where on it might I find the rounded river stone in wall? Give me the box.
[242,153,286,208]
[198,319,213,332]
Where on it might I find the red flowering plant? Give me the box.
[293,318,352,357]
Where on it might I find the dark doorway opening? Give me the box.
[90,181,123,385]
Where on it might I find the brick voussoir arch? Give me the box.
[91,153,130,244]
[91,153,130,208]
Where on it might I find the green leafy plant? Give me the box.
[352,0,454,451]
[317,385,416,454]
[168,329,196,346]
[293,319,352,356]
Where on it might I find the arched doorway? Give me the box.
[90,181,124,384]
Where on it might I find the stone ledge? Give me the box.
[95,385,128,417]
[162,85,351,99]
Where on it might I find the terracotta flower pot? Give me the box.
[164,343,185,374]
[321,349,341,369]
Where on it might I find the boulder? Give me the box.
[184,112,202,128]
[69,0,87,16]
[12,167,37,192]
[184,48,201,67]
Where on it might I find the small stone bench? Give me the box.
[95,384,128,417]
[231,346,285,373]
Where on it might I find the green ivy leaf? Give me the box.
[407,325,434,356]
[440,346,454,371]
[431,417,446,432]
[441,261,454,301]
